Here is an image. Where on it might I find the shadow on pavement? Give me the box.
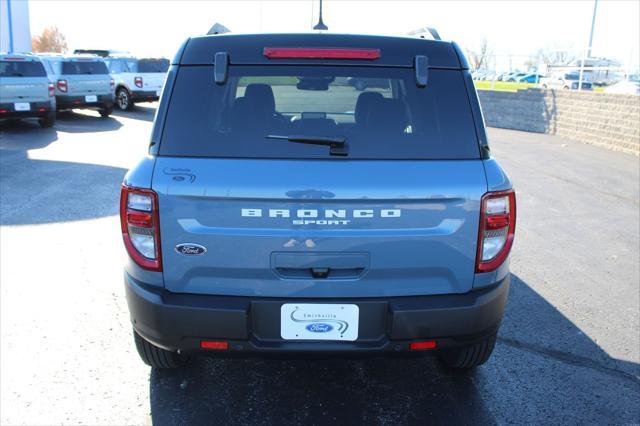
[112,104,157,123]
[0,120,127,225]
[54,110,123,133]
[147,274,640,424]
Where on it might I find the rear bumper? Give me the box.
[0,101,54,119]
[130,90,159,102]
[126,274,509,356]
[56,95,113,110]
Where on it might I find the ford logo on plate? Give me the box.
[306,323,334,333]
[175,243,207,256]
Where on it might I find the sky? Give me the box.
[26,0,640,71]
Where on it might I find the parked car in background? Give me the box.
[506,72,527,82]
[540,72,593,90]
[104,56,169,111]
[604,75,640,96]
[0,53,56,127]
[39,54,114,117]
[516,73,544,84]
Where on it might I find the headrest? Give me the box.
[244,83,276,114]
[354,92,384,125]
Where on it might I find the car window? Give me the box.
[159,65,480,160]
[138,59,169,73]
[106,59,123,73]
[62,61,109,75]
[0,60,47,77]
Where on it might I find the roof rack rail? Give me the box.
[407,27,442,41]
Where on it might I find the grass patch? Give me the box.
[474,80,606,93]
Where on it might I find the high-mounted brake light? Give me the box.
[120,186,162,271]
[134,76,143,88]
[56,79,68,93]
[263,47,380,60]
[5,57,25,61]
[476,189,516,272]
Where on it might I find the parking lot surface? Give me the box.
[1,106,638,425]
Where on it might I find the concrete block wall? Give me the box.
[477,89,640,155]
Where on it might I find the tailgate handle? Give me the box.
[311,268,329,279]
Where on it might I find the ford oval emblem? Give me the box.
[175,243,207,256]
[305,323,334,333]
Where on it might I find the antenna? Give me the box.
[313,0,328,31]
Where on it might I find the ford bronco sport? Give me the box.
[0,54,56,128]
[121,33,516,369]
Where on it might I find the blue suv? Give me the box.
[120,33,516,369]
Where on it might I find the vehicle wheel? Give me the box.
[116,87,133,111]
[99,105,113,118]
[438,332,497,369]
[133,330,189,369]
[354,80,367,91]
[38,112,56,128]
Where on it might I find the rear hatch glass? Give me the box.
[159,66,480,159]
[0,60,47,77]
[62,61,109,75]
[138,59,169,73]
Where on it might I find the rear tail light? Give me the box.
[134,76,143,88]
[48,82,55,97]
[110,79,115,91]
[56,79,67,93]
[476,189,516,272]
[120,186,162,271]
[264,47,381,60]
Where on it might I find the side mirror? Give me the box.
[415,55,428,87]
[214,52,229,84]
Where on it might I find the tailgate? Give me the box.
[153,158,487,298]
[0,77,49,103]
[139,73,166,91]
[68,75,111,95]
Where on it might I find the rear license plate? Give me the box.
[14,102,30,111]
[281,303,359,341]
[85,95,97,103]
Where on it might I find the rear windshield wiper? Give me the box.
[266,134,348,156]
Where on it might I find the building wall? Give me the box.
[478,89,640,155]
[0,0,31,53]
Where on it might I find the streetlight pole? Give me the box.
[579,0,598,91]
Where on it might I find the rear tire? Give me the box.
[116,87,133,111]
[38,112,56,128]
[133,330,189,369]
[99,105,113,118]
[438,332,497,369]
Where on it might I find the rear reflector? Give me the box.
[409,340,437,350]
[38,107,46,112]
[200,341,229,350]
[264,47,380,60]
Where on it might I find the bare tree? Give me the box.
[31,26,68,53]
[535,46,578,66]
[466,38,493,70]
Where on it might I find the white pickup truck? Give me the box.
[104,57,169,110]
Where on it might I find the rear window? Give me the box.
[138,59,169,73]
[62,61,109,75]
[0,60,47,77]
[159,66,480,159]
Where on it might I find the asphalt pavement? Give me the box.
[0,105,638,425]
